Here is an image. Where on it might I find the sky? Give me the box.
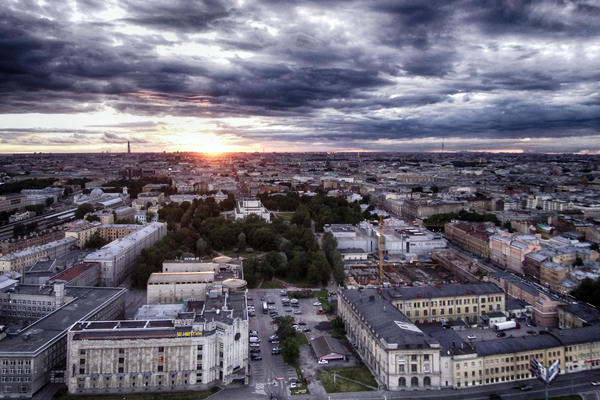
[1,0,600,154]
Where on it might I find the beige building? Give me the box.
[0,237,78,275]
[338,288,442,391]
[65,223,101,249]
[539,261,569,291]
[444,221,492,259]
[389,283,505,326]
[66,288,249,395]
[146,272,215,304]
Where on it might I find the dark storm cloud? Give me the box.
[0,0,599,152]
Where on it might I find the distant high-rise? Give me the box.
[127,141,131,154]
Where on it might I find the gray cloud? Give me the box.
[0,0,599,153]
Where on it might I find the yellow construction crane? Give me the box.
[379,216,384,284]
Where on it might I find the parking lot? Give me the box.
[454,321,545,343]
[246,288,332,398]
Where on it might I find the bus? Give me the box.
[262,301,268,314]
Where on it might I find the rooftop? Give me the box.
[0,286,125,354]
[341,288,440,350]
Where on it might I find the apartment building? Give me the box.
[84,222,167,287]
[489,233,541,274]
[66,289,248,395]
[0,237,78,275]
[539,261,569,291]
[444,221,493,259]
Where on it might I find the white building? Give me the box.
[233,199,270,222]
[84,222,167,287]
[66,288,249,395]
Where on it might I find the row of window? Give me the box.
[0,377,30,382]
[1,369,31,375]
[0,360,31,366]
[404,296,502,308]
[0,298,53,305]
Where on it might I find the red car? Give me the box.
[317,310,326,315]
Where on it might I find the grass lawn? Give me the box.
[318,366,377,393]
[275,212,295,221]
[53,387,220,400]
[260,281,283,289]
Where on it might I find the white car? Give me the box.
[313,302,322,306]
[318,359,328,365]
[467,334,476,340]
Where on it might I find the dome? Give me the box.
[90,187,105,197]
[222,278,247,290]
[212,255,233,264]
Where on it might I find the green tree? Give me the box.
[281,338,300,365]
[86,214,100,222]
[75,203,95,219]
[13,224,27,238]
[84,232,109,249]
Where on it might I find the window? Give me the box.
[157,366,163,372]
[158,347,164,353]
[118,358,124,364]
[411,364,418,373]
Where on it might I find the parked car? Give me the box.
[298,321,307,325]
[317,310,326,315]
[303,328,312,332]
[318,359,328,365]
[467,334,476,340]
[313,301,322,306]
[591,380,600,386]
[526,330,536,335]
[294,309,302,314]
[496,332,506,337]
[520,384,533,391]
[250,348,261,353]
[251,355,262,361]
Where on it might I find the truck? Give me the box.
[493,321,520,331]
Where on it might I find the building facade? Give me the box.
[66,289,248,395]
[0,284,125,398]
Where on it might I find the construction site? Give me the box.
[343,218,493,288]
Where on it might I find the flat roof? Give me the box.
[384,282,503,301]
[0,286,125,354]
[148,271,215,284]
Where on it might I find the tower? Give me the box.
[127,141,131,154]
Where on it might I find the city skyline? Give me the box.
[1,1,599,154]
